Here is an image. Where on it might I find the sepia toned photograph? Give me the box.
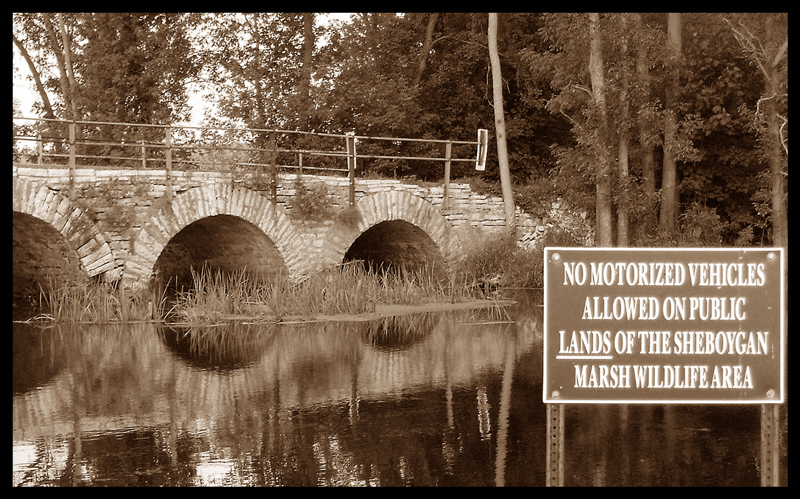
[14,13,786,486]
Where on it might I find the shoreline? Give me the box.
[172,299,517,326]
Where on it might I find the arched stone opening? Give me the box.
[13,211,90,298]
[153,214,288,290]
[342,220,448,279]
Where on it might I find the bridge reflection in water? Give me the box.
[13,293,767,486]
[13,306,539,486]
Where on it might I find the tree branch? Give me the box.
[772,39,788,67]
[13,32,55,119]
[778,113,788,157]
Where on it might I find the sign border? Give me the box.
[542,247,785,404]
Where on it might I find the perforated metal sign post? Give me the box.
[543,247,785,486]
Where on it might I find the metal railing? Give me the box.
[12,117,486,207]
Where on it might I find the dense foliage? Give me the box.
[14,13,787,247]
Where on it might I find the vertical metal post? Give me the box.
[68,122,76,200]
[443,141,452,210]
[141,139,146,169]
[760,404,780,486]
[228,150,235,192]
[346,132,356,206]
[268,131,277,204]
[298,152,303,178]
[546,403,565,487]
[165,126,173,202]
[37,133,43,165]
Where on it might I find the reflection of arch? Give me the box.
[13,324,66,394]
[363,313,441,351]
[160,324,274,371]
[321,190,465,270]
[125,184,303,289]
[12,177,114,278]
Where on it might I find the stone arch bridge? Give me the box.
[13,166,543,294]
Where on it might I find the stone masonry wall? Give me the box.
[14,166,550,286]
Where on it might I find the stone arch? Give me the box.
[320,189,464,272]
[125,184,304,289]
[12,176,115,282]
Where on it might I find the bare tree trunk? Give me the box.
[488,13,516,235]
[659,13,681,234]
[298,13,314,133]
[412,13,440,87]
[765,96,787,250]
[56,13,79,121]
[617,136,629,247]
[43,13,73,121]
[247,15,269,164]
[633,14,657,235]
[588,13,613,247]
[763,18,787,253]
[616,14,630,247]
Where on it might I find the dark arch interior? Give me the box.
[343,220,448,279]
[153,214,288,290]
[13,211,89,299]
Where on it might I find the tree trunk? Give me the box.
[488,13,516,235]
[43,13,73,121]
[588,13,613,247]
[765,97,786,250]
[248,15,269,161]
[633,14,657,235]
[616,14,630,247]
[762,17,787,254]
[56,13,79,121]
[617,136,629,247]
[725,14,787,254]
[659,13,681,234]
[12,33,55,119]
[412,13,440,87]
[298,13,314,133]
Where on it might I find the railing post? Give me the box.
[346,132,356,206]
[268,131,277,205]
[298,152,303,178]
[141,139,146,169]
[68,121,76,200]
[443,141,452,210]
[165,126,173,202]
[37,133,43,165]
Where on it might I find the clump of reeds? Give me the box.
[293,260,381,315]
[33,276,166,324]
[168,261,482,325]
[170,267,269,324]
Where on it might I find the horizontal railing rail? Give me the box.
[13,116,486,208]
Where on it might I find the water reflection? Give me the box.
[13,291,779,486]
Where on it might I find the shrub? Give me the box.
[290,178,336,222]
[335,203,362,229]
[454,232,548,290]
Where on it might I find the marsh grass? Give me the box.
[169,261,484,325]
[30,276,166,324]
[27,233,533,326]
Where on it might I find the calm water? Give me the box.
[13,291,782,486]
